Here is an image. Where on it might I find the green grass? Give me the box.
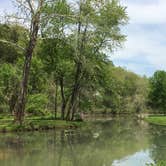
[146,160,166,166]
[0,116,85,132]
[145,116,166,126]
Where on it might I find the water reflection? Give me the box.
[0,116,165,166]
[112,150,154,166]
[149,125,166,163]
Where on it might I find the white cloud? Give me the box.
[113,26,166,63]
[111,0,166,76]
[128,1,166,24]
[121,0,166,24]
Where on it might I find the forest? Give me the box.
[0,0,165,128]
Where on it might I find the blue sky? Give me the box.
[0,0,166,76]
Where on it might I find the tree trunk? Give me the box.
[61,102,66,120]
[9,85,19,115]
[54,80,58,119]
[71,100,78,121]
[59,76,66,120]
[66,63,81,121]
[71,90,81,121]
[66,2,85,121]
[14,44,35,124]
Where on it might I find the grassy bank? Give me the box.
[0,116,84,132]
[145,116,166,126]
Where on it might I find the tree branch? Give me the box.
[0,39,25,51]
[15,0,31,12]
[26,0,35,14]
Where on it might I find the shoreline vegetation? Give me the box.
[0,113,135,132]
[1,113,165,133]
[145,115,166,126]
[0,113,139,132]
[0,115,85,132]
[0,120,84,132]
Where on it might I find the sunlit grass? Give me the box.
[145,116,166,126]
[0,115,84,132]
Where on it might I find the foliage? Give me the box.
[0,24,27,63]
[26,94,48,116]
[100,65,149,113]
[146,161,166,166]
[149,71,166,113]
[0,63,20,112]
[0,0,156,122]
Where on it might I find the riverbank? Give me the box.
[0,117,84,132]
[145,116,166,126]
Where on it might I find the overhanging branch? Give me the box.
[0,39,25,51]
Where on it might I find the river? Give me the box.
[0,116,165,166]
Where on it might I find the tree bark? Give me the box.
[59,76,67,120]
[66,63,81,121]
[14,41,36,124]
[54,80,58,119]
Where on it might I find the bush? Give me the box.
[0,63,20,112]
[26,94,48,116]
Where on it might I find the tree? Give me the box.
[0,64,20,113]
[149,71,166,114]
[40,0,74,119]
[65,0,128,120]
[13,0,44,124]
[35,0,128,120]
[40,38,74,119]
[100,64,149,114]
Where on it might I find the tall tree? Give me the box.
[40,38,74,119]
[14,0,44,124]
[34,0,128,120]
[40,0,74,119]
[149,71,166,114]
[65,0,128,120]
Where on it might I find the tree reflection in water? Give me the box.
[0,117,165,166]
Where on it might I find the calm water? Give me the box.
[0,116,166,166]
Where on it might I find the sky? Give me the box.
[0,0,166,76]
[112,0,166,76]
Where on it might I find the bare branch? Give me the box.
[36,0,44,15]
[15,0,31,11]
[26,0,35,14]
[6,14,27,20]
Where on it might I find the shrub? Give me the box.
[26,94,48,116]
